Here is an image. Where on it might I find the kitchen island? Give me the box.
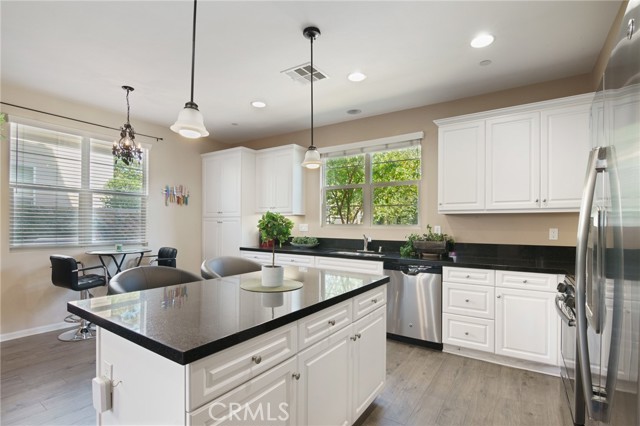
[68,266,388,425]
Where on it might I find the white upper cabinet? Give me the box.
[202,147,255,217]
[540,102,592,209]
[486,112,540,211]
[437,120,486,211]
[256,144,306,215]
[435,93,593,213]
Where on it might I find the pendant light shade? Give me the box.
[112,85,143,165]
[171,0,209,139]
[301,26,322,169]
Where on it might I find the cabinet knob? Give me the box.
[523,279,528,284]
[371,298,378,303]
[535,199,539,203]
[497,295,502,299]
[292,373,301,380]
[464,332,469,336]
[351,335,358,341]
[543,199,547,204]
[355,333,362,339]
[328,319,336,326]
[466,275,470,278]
[251,355,262,364]
[465,299,470,303]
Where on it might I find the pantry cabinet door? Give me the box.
[486,113,540,211]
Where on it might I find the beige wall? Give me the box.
[238,73,593,246]
[0,83,223,338]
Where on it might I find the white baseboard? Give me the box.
[0,321,73,342]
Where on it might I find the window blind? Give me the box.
[9,121,148,248]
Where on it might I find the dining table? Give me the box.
[85,247,152,279]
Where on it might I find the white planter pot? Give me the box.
[261,265,284,287]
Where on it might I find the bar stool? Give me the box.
[200,256,261,279]
[50,255,107,341]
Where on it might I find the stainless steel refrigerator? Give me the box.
[567,1,640,425]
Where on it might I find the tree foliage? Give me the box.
[102,161,143,209]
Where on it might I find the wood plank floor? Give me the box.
[1,330,572,425]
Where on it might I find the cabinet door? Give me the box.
[351,307,386,421]
[271,150,294,213]
[255,146,305,215]
[486,112,540,211]
[188,357,297,425]
[203,150,242,217]
[437,120,485,212]
[540,103,591,210]
[203,218,241,259]
[296,325,352,426]
[495,287,558,365]
[255,153,274,213]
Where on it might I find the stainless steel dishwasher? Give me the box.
[384,260,442,350]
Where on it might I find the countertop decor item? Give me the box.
[301,26,322,169]
[290,236,319,248]
[112,85,143,165]
[240,278,304,293]
[170,0,209,139]
[401,224,455,258]
[257,211,294,286]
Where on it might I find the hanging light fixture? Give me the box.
[170,0,209,139]
[301,26,322,169]
[112,85,142,165]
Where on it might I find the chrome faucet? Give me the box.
[363,234,371,251]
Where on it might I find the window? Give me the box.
[322,134,421,226]
[8,120,148,248]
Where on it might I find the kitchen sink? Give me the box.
[330,251,385,258]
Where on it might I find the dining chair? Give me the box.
[200,256,262,279]
[50,255,107,341]
[143,247,178,268]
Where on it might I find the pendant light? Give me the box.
[301,26,322,169]
[112,85,143,165]
[170,0,209,138]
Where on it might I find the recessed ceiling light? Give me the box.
[347,72,367,82]
[347,109,362,115]
[251,101,267,108]
[479,59,492,66]
[470,33,495,48]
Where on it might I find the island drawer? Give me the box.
[240,251,271,265]
[443,267,495,286]
[496,270,560,292]
[443,282,495,319]
[353,285,387,320]
[443,313,494,353]
[315,256,384,274]
[187,323,297,411]
[298,300,352,350]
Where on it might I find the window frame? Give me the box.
[321,133,423,228]
[7,116,150,249]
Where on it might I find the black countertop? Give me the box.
[240,243,575,275]
[67,267,388,365]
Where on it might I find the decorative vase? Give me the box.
[261,265,284,287]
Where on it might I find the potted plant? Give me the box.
[400,225,455,258]
[257,211,294,286]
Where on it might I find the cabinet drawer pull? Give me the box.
[351,335,358,341]
[371,298,378,303]
[292,373,301,380]
[464,332,469,336]
[328,319,336,326]
[523,279,528,283]
[466,275,470,278]
[497,295,502,299]
[465,299,470,303]
[356,333,362,339]
[251,355,262,364]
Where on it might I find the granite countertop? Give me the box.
[67,267,388,365]
[240,244,575,275]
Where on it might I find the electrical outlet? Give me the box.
[433,225,442,235]
[549,228,559,241]
[299,224,309,232]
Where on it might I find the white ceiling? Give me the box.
[1,1,622,144]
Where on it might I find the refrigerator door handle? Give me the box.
[575,146,608,421]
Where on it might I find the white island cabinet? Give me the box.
[69,268,388,426]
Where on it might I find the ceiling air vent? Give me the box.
[281,62,328,84]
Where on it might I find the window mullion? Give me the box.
[363,153,372,226]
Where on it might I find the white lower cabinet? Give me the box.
[494,287,558,365]
[203,217,242,259]
[443,266,561,368]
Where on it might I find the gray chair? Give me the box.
[200,256,261,279]
[107,266,202,295]
[50,255,107,341]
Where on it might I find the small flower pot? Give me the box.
[413,240,448,256]
[261,265,284,287]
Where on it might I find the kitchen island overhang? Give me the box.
[67,266,389,365]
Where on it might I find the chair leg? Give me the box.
[57,289,96,342]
